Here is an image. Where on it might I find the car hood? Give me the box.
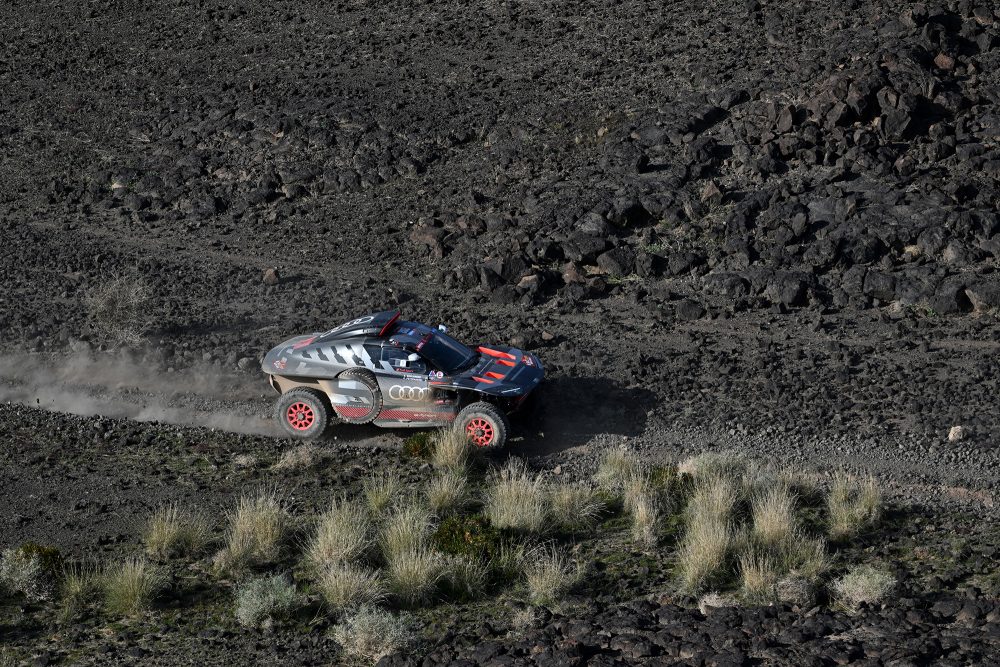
[442,345,544,396]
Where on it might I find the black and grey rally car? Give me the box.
[262,310,544,447]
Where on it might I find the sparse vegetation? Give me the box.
[738,551,779,602]
[525,546,580,606]
[315,563,386,612]
[85,272,153,348]
[402,431,433,459]
[306,498,371,570]
[430,426,473,471]
[441,554,489,602]
[217,489,288,571]
[102,558,163,616]
[827,473,882,540]
[57,563,100,622]
[234,574,298,628]
[144,503,212,559]
[381,505,433,561]
[751,485,798,547]
[549,483,604,532]
[386,546,442,607]
[363,471,403,517]
[0,548,47,601]
[593,444,638,491]
[332,606,414,662]
[484,458,547,533]
[832,564,896,610]
[426,469,469,516]
[630,492,661,548]
[272,443,326,471]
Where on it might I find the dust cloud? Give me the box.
[0,351,277,436]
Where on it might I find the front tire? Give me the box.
[275,388,330,440]
[456,401,509,449]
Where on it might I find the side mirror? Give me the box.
[437,324,448,333]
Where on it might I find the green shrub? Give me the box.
[402,431,433,459]
[432,514,505,561]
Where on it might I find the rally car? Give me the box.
[262,310,544,447]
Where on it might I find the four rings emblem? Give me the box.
[388,385,431,401]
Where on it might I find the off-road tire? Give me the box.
[275,388,330,440]
[337,368,382,424]
[456,401,509,449]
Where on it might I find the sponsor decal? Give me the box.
[273,358,287,370]
[388,385,431,401]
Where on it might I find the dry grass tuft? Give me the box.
[630,492,661,548]
[827,473,882,540]
[386,547,443,608]
[442,554,490,601]
[549,483,604,532]
[332,606,414,662]
[58,563,100,622]
[144,503,213,559]
[315,563,386,612]
[426,469,469,516]
[738,551,779,602]
[363,471,403,517]
[525,546,581,606]
[593,444,638,491]
[484,458,547,533]
[751,485,798,547]
[102,558,163,616]
[272,444,326,471]
[305,498,371,570]
[431,426,473,471]
[832,564,895,610]
[381,505,433,561]
[677,451,750,483]
[678,476,738,592]
[217,489,288,572]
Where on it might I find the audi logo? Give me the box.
[388,385,431,401]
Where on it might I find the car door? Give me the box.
[378,347,433,410]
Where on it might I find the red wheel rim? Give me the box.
[286,402,315,431]
[466,417,495,447]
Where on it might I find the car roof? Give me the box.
[316,310,400,342]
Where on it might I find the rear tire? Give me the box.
[336,368,382,424]
[275,388,330,440]
[456,401,509,449]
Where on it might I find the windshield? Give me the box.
[416,332,477,373]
